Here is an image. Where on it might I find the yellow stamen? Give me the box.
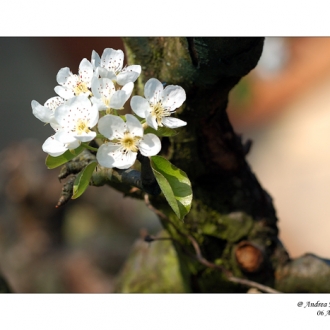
[151,101,170,127]
[75,119,90,135]
[74,82,91,96]
[121,132,140,152]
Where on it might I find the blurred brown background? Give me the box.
[1,37,330,292]
[228,37,330,260]
[0,38,161,292]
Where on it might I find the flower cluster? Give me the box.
[32,48,186,170]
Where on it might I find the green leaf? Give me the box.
[72,161,98,199]
[150,156,192,220]
[45,145,85,169]
[144,126,178,137]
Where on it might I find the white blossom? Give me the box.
[92,48,141,86]
[31,96,64,129]
[96,114,161,169]
[130,78,186,130]
[53,95,99,147]
[54,58,94,99]
[91,78,133,112]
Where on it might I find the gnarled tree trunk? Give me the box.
[63,37,330,293]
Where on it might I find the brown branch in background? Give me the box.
[144,194,281,294]
[186,37,199,67]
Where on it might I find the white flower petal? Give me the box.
[91,50,100,69]
[64,95,78,107]
[50,119,61,131]
[101,48,124,73]
[130,96,150,118]
[32,100,53,123]
[74,94,93,108]
[117,65,141,85]
[162,85,186,110]
[54,104,72,129]
[54,130,77,144]
[144,78,164,102]
[127,65,141,75]
[97,143,136,169]
[54,85,75,99]
[109,83,133,109]
[146,113,158,130]
[88,104,100,128]
[96,143,121,168]
[98,114,126,139]
[161,117,187,128]
[66,94,92,113]
[90,74,99,90]
[92,77,115,100]
[56,67,72,85]
[44,96,64,111]
[125,114,143,137]
[96,67,117,80]
[67,139,81,150]
[73,130,96,142]
[91,78,102,99]
[110,90,128,109]
[114,150,137,169]
[71,95,98,128]
[56,68,79,90]
[139,133,161,156]
[90,96,106,111]
[42,136,67,157]
[78,58,94,85]
[121,82,134,99]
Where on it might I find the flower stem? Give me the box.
[81,142,98,152]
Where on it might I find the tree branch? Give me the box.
[56,151,160,206]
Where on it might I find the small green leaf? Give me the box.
[45,145,85,169]
[72,161,98,199]
[144,126,178,137]
[150,156,192,220]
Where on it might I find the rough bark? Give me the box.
[60,37,330,293]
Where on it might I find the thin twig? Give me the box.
[144,194,168,220]
[228,276,280,294]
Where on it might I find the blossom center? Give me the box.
[151,101,170,126]
[75,119,90,135]
[74,82,91,96]
[120,132,140,153]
